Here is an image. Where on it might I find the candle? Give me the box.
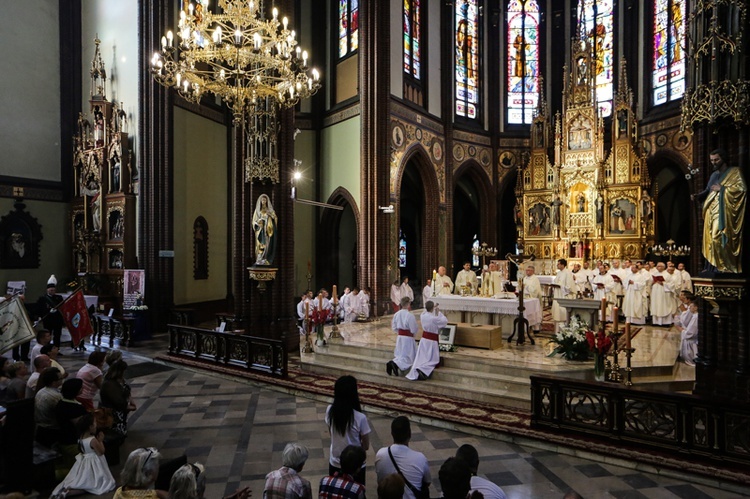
[625,321,631,350]
[600,297,607,322]
[613,306,619,333]
[332,285,338,303]
[304,301,309,320]
[318,293,323,312]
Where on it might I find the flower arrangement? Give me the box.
[309,308,331,342]
[439,343,458,352]
[548,315,592,361]
[129,292,148,311]
[586,329,613,356]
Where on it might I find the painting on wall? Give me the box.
[609,198,637,235]
[527,202,551,237]
[0,201,43,269]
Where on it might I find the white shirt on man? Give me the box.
[374,444,431,499]
[470,475,507,499]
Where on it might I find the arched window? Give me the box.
[338,0,359,59]
[404,0,425,106]
[455,0,480,120]
[652,0,686,105]
[578,0,614,116]
[506,0,540,125]
[399,229,407,268]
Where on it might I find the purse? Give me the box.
[94,407,114,429]
[388,446,430,499]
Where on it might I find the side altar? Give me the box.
[517,35,654,264]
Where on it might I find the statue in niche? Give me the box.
[551,195,563,227]
[595,194,604,225]
[252,194,278,266]
[111,155,121,192]
[80,174,101,233]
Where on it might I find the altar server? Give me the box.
[390,280,402,313]
[338,287,351,320]
[650,262,677,326]
[550,259,576,331]
[344,288,362,322]
[400,277,414,304]
[422,279,433,308]
[591,266,615,321]
[455,262,478,295]
[521,265,543,334]
[360,287,371,319]
[434,266,454,296]
[313,289,332,312]
[406,301,448,381]
[387,297,418,377]
[622,265,648,325]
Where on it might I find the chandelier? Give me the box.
[151,0,321,182]
[649,239,690,260]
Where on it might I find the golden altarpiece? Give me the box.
[70,39,136,300]
[517,36,654,265]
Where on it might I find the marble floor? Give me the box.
[31,340,746,499]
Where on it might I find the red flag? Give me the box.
[58,289,93,345]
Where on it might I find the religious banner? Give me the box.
[58,289,94,346]
[0,295,36,354]
[123,269,145,309]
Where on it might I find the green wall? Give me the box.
[293,130,317,295]
[173,108,228,305]
[0,199,70,301]
[321,116,361,206]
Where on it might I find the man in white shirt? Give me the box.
[422,279,433,309]
[592,264,615,322]
[406,301,448,380]
[388,297,419,376]
[551,259,576,331]
[30,330,52,368]
[455,262,478,295]
[677,262,693,292]
[623,265,648,324]
[26,354,51,398]
[650,262,677,326]
[521,265,543,333]
[455,444,506,499]
[434,266,454,296]
[375,416,431,499]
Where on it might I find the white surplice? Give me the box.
[406,310,448,380]
[391,309,419,371]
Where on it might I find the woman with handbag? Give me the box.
[99,360,136,437]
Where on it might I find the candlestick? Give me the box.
[332,285,338,302]
[625,322,631,350]
[613,306,619,332]
[600,298,607,328]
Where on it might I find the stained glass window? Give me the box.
[472,237,480,267]
[404,0,422,79]
[339,0,359,59]
[399,230,407,268]
[455,0,480,119]
[506,0,540,125]
[578,0,614,116]
[652,0,686,105]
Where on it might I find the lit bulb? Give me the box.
[235,29,241,44]
[213,26,222,43]
[219,69,225,80]
[282,17,288,29]
[302,50,308,65]
[167,30,174,47]
[272,7,278,19]
[176,73,182,87]
[312,68,319,80]
[253,32,261,49]
[161,36,167,48]
[188,3,193,13]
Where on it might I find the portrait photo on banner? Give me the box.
[123,269,145,308]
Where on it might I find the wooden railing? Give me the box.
[167,324,287,377]
[530,374,750,467]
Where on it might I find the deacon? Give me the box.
[387,297,419,377]
[550,259,576,332]
[37,275,64,350]
[591,264,615,322]
[622,264,648,325]
[434,266,454,296]
[650,262,676,326]
[455,262,478,295]
[406,301,448,381]
[521,265,543,334]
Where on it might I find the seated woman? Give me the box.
[114,447,167,498]
[99,360,136,437]
[675,301,698,366]
[50,413,116,497]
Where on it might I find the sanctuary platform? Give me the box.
[299,310,695,411]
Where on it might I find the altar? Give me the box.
[429,295,543,337]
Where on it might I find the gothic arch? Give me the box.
[646,149,693,255]
[496,167,520,257]
[452,160,495,271]
[318,187,361,290]
[394,146,441,288]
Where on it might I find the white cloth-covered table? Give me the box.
[429,295,542,328]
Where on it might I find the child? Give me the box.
[51,413,116,497]
[675,301,698,366]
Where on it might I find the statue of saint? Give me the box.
[692,149,746,273]
[551,195,563,227]
[252,194,278,266]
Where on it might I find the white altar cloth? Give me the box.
[430,295,542,327]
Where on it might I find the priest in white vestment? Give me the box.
[591,267,615,322]
[608,261,626,307]
[422,279,433,308]
[675,302,698,366]
[551,259,576,331]
[649,262,676,326]
[455,262,479,295]
[665,263,682,315]
[677,263,693,292]
[406,301,448,381]
[521,265,543,333]
[482,263,505,297]
[387,297,419,376]
[390,280,402,313]
[622,266,648,325]
[434,266,454,296]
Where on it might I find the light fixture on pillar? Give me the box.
[151,0,321,183]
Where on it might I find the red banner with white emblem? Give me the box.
[58,289,93,345]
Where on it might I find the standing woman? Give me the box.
[76,351,106,411]
[325,375,371,485]
[100,360,137,436]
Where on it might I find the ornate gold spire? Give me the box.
[90,36,107,99]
